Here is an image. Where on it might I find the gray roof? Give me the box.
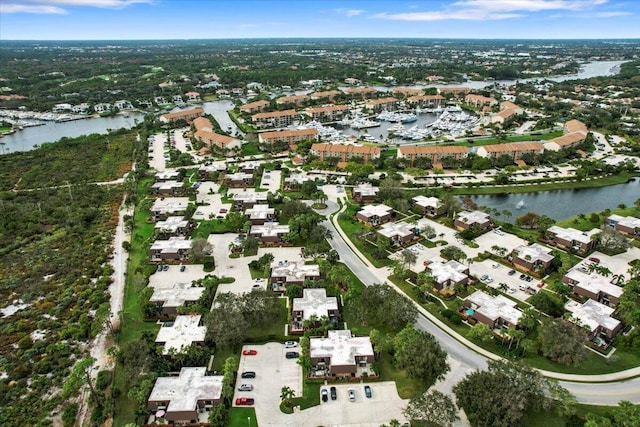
[310,330,374,367]
[292,288,337,320]
[148,367,223,412]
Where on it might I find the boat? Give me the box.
[516,200,525,209]
[401,113,417,124]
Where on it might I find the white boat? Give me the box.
[516,200,525,209]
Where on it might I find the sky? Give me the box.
[0,0,639,40]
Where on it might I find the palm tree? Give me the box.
[498,282,509,293]
[280,386,295,408]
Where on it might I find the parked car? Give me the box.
[321,389,328,402]
[237,384,253,392]
[242,349,257,356]
[519,274,527,280]
[330,386,337,400]
[508,270,516,276]
[180,265,186,272]
[235,397,255,406]
[285,351,299,359]
[589,257,601,263]
[364,385,372,398]
[348,388,355,402]
[240,371,256,379]
[284,341,297,348]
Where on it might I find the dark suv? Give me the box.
[240,371,256,378]
[330,386,337,400]
[285,351,299,359]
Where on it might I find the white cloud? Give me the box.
[334,8,365,17]
[590,11,632,17]
[376,0,615,21]
[1,0,156,13]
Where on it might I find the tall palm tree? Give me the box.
[280,386,295,408]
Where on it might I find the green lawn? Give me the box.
[228,407,258,427]
[193,219,234,237]
[245,298,288,340]
[242,141,262,156]
[557,205,640,231]
[337,204,393,267]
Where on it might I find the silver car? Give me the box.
[238,384,253,392]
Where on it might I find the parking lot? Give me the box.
[193,182,231,220]
[148,264,206,290]
[260,169,281,193]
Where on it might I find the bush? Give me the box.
[62,404,78,427]
[450,314,463,324]
[441,309,455,319]
[96,370,112,391]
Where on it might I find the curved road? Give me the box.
[319,197,640,406]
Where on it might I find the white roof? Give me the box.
[199,161,227,172]
[565,269,623,298]
[250,222,289,237]
[427,259,468,284]
[272,261,320,282]
[227,171,253,181]
[245,204,276,220]
[234,190,269,204]
[412,195,442,209]
[358,204,393,218]
[513,243,554,263]
[608,214,640,228]
[155,216,188,233]
[151,197,190,214]
[150,237,192,253]
[285,173,312,184]
[565,299,621,333]
[150,282,204,309]
[155,170,181,180]
[152,180,184,191]
[310,330,374,367]
[155,315,206,355]
[457,210,490,225]
[148,367,223,412]
[354,183,379,197]
[466,290,523,326]
[547,225,595,245]
[377,221,415,239]
[292,288,337,320]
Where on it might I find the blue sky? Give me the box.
[1,0,638,40]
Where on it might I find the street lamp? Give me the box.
[247,416,251,427]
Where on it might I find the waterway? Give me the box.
[471,179,639,221]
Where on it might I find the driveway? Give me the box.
[193,182,231,220]
[260,169,281,193]
[148,132,167,171]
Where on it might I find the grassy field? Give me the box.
[228,407,258,427]
[337,203,393,267]
[192,219,234,237]
[242,141,262,156]
[557,205,640,231]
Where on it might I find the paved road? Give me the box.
[324,198,640,405]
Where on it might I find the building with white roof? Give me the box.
[546,225,596,254]
[151,180,184,196]
[607,214,640,238]
[233,190,269,210]
[245,204,276,225]
[565,299,622,342]
[249,222,289,243]
[426,259,469,292]
[155,216,191,237]
[150,237,192,261]
[271,260,321,289]
[412,196,443,217]
[147,367,223,423]
[377,221,416,246]
[563,267,623,307]
[511,243,554,274]
[283,172,313,190]
[454,210,491,232]
[309,330,375,378]
[353,183,379,203]
[291,288,338,333]
[224,172,254,188]
[155,170,181,181]
[150,283,204,315]
[464,290,523,330]
[155,315,206,355]
[355,204,393,226]
[150,197,190,221]
[198,162,227,178]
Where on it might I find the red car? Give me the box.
[242,349,257,356]
[235,397,255,406]
[589,257,600,263]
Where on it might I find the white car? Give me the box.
[284,341,297,348]
[348,388,355,402]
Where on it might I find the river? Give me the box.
[471,179,640,221]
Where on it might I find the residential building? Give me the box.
[284,173,313,190]
[406,95,445,108]
[151,180,184,196]
[476,142,544,162]
[185,91,200,101]
[198,162,227,178]
[356,204,393,226]
[607,214,640,238]
[114,100,134,110]
[245,204,276,225]
[364,97,397,112]
[194,129,241,151]
[237,160,262,174]
[564,119,588,135]
[155,216,191,238]
[155,315,206,355]
[258,128,318,150]
[309,330,375,379]
[159,107,204,124]
[291,289,339,334]
[310,143,381,163]
[240,99,270,114]
[155,170,181,182]
[150,283,204,316]
[147,367,223,423]
[438,87,470,98]
[251,109,298,129]
[342,87,378,99]
[249,222,290,244]
[352,183,378,203]
[412,196,443,217]
[311,90,341,102]
[426,259,469,293]
[397,145,469,165]
[271,260,321,288]
[377,221,416,247]
[546,225,596,254]
[224,172,254,188]
[565,299,622,344]
[150,237,192,262]
[563,267,623,307]
[150,197,190,221]
[304,105,349,122]
[490,108,516,125]
[544,132,587,151]
[465,94,498,108]
[511,243,554,274]
[393,87,424,97]
[454,210,491,232]
[233,190,268,210]
[93,103,112,113]
[276,94,310,107]
[464,290,523,330]
[500,101,524,115]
